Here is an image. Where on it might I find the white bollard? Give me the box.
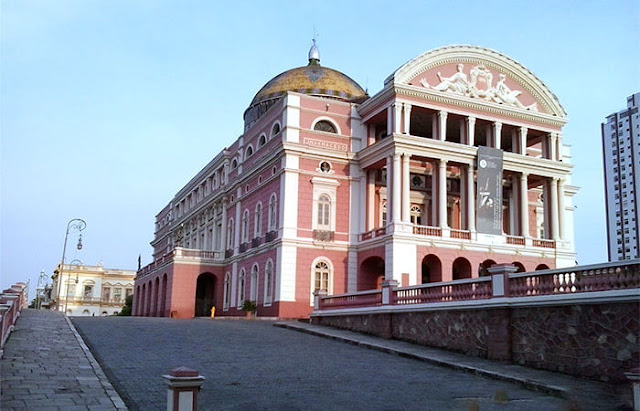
[162,367,205,411]
[625,369,640,411]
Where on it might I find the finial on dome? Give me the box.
[308,38,320,66]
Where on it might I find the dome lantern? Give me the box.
[308,39,320,66]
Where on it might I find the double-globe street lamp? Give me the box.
[55,218,86,314]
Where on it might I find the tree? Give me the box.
[118,295,133,316]
[28,297,37,308]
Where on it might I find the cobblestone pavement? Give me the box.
[0,309,126,410]
[73,316,584,411]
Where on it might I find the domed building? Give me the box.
[134,43,577,319]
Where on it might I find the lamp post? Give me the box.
[55,218,86,315]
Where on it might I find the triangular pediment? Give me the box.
[386,45,566,117]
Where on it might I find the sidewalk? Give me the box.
[0,309,126,410]
[275,321,633,409]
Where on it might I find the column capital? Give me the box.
[438,110,448,118]
[466,116,476,124]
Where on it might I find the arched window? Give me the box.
[250,264,258,302]
[410,205,422,225]
[254,203,262,237]
[317,194,331,228]
[311,259,332,304]
[227,218,235,249]
[264,260,273,305]
[245,145,253,157]
[237,270,246,308]
[268,194,278,231]
[241,210,249,243]
[314,120,337,133]
[231,159,238,169]
[382,201,387,226]
[223,273,231,310]
[313,260,331,292]
[258,134,267,148]
[271,122,281,137]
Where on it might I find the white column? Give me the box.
[438,111,448,141]
[392,153,401,223]
[438,160,448,228]
[549,133,557,160]
[386,156,392,222]
[519,127,528,155]
[431,163,437,226]
[467,165,475,232]
[386,106,393,136]
[394,103,402,134]
[493,122,502,150]
[550,177,559,240]
[466,116,475,146]
[558,178,566,240]
[221,200,228,250]
[401,153,410,222]
[402,103,412,134]
[520,173,529,237]
[557,132,564,161]
[510,175,519,235]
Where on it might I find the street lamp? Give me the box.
[55,218,86,315]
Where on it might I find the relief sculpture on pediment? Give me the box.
[419,63,537,111]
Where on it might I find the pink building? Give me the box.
[133,44,577,319]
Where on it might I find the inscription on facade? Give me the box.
[303,138,348,151]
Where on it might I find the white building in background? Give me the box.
[603,92,640,261]
[51,262,135,316]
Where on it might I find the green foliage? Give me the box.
[118,295,133,316]
[241,300,256,313]
[28,297,37,308]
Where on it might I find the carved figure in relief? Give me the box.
[468,65,494,100]
[493,74,537,111]
[421,63,468,94]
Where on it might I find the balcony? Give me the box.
[239,242,249,253]
[252,237,262,248]
[265,231,277,243]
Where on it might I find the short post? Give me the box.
[625,368,640,411]
[210,307,215,318]
[487,263,518,297]
[162,367,205,411]
[313,290,327,310]
[381,279,399,305]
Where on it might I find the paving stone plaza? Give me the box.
[0,310,631,410]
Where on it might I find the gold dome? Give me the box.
[244,46,367,129]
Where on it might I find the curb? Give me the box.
[65,316,128,410]
[274,322,568,398]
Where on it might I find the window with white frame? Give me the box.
[268,194,278,232]
[258,134,267,148]
[264,260,273,305]
[254,203,262,237]
[410,204,422,225]
[310,259,332,304]
[271,122,281,137]
[317,194,331,228]
[237,270,246,308]
[250,264,258,302]
[241,210,249,243]
[227,219,234,249]
[223,273,231,310]
[311,177,339,232]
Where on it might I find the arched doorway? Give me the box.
[422,254,442,283]
[359,257,385,290]
[452,257,471,280]
[159,274,167,317]
[479,259,497,276]
[194,273,217,317]
[512,262,526,273]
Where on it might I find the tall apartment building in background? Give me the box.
[603,93,640,261]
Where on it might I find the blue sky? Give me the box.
[2,0,639,292]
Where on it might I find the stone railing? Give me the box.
[1,282,27,355]
[394,277,492,305]
[413,225,442,237]
[506,235,525,245]
[316,260,640,311]
[449,229,471,240]
[360,227,387,241]
[138,248,223,279]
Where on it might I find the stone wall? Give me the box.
[312,301,639,382]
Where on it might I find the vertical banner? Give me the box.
[476,146,503,235]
